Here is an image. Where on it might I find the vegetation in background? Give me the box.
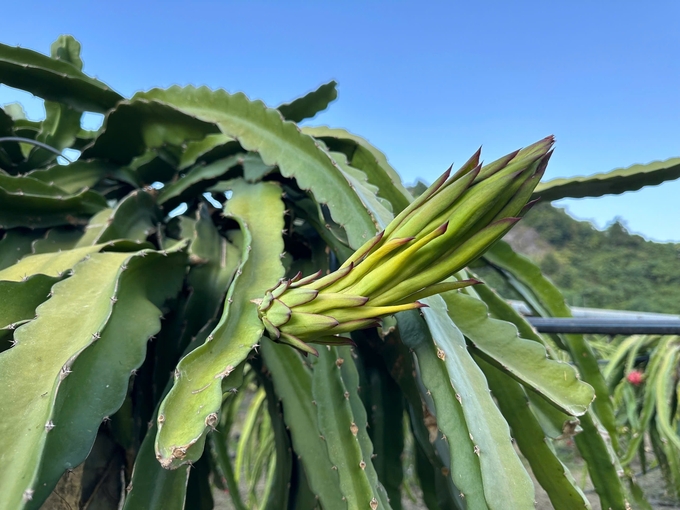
[476,202,680,314]
[589,334,680,499]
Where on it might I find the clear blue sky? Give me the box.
[2,1,679,240]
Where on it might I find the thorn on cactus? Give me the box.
[216,365,234,379]
[60,365,72,380]
[205,413,218,429]
[350,422,359,436]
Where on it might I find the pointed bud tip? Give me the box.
[392,236,416,247]
[533,149,554,177]
[521,198,541,216]
[486,216,522,230]
[471,146,482,166]
[291,269,323,288]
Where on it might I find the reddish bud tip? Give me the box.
[442,165,453,180]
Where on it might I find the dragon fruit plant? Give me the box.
[0,36,598,510]
[595,336,680,499]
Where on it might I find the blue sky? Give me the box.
[2,1,679,240]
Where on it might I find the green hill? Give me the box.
[479,202,680,314]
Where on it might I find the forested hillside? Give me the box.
[484,202,680,314]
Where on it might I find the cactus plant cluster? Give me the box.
[0,35,666,510]
[588,335,680,499]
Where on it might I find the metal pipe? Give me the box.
[526,318,680,335]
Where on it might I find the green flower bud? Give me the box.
[255,137,553,355]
